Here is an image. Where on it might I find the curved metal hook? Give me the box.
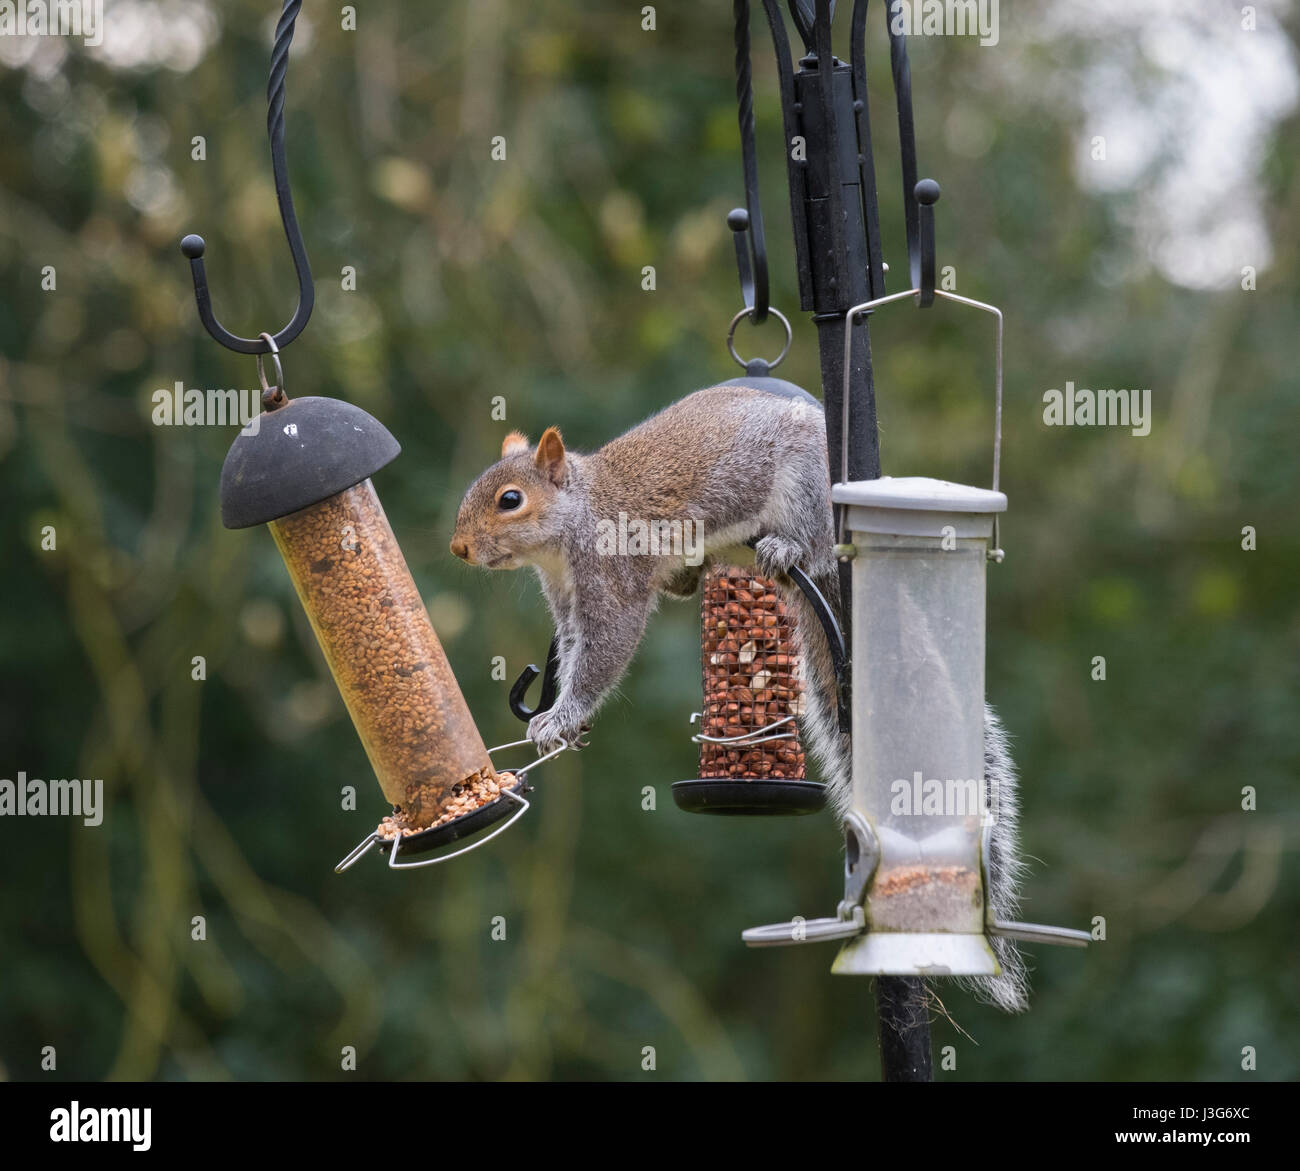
[729,0,810,323]
[509,637,561,723]
[179,0,314,355]
[849,0,939,306]
[732,1,769,323]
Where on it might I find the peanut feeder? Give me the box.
[220,395,494,829]
[673,564,826,815]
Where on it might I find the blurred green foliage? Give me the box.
[0,1,1296,1081]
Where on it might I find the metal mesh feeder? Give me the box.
[673,565,825,815]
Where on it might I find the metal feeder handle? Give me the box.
[839,283,1004,554]
[786,563,850,733]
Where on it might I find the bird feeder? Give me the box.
[741,281,1090,976]
[220,394,546,870]
[832,476,1005,972]
[672,565,824,815]
[180,5,559,872]
[745,475,1088,968]
[666,357,844,816]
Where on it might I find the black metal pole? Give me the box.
[875,975,934,1081]
[813,309,873,627]
[789,1,933,1082]
[738,0,934,1081]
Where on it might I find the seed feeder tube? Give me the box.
[672,565,826,816]
[830,476,1006,975]
[743,477,1089,972]
[221,395,531,863]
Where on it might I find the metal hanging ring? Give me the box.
[726,305,792,370]
[255,332,286,408]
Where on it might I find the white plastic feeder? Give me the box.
[829,475,1004,976]
[740,288,1089,983]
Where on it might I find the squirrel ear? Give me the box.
[501,431,530,458]
[535,426,567,486]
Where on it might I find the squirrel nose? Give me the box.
[450,537,471,562]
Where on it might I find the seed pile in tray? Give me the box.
[377,769,520,839]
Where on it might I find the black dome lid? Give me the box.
[219,396,401,529]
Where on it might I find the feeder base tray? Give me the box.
[672,778,826,816]
[375,774,531,858]
[831,930,1000,977]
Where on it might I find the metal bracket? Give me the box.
[979,820,1091,947]
[741,810,878,947]
[334,738,569,874]
[786,563,850,733]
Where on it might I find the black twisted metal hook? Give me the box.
[850,0,939,305]
[732,0,769,322]
[728,0,811,322]
[179,0,314,355]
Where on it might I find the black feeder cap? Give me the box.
[219,396,401,529]
[672,779,827,816]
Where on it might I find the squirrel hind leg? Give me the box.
[753,533,808,581]
[659,560,708,600]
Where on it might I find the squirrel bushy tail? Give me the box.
[780,568,1030,1014]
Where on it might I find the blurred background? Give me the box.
[1,0,1297,1081]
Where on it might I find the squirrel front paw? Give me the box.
[527,706,590,754]
[754,533,804,579]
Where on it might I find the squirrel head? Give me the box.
[450,427,570,570]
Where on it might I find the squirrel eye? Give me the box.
[498,489,524,511]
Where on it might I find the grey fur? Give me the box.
[453,383,1028,1012]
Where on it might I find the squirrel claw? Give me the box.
[527,709,588,755]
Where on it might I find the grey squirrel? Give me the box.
[451,382,1028,1012]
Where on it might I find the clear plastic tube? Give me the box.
[851,534,988,934]
[269,479,493,827]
